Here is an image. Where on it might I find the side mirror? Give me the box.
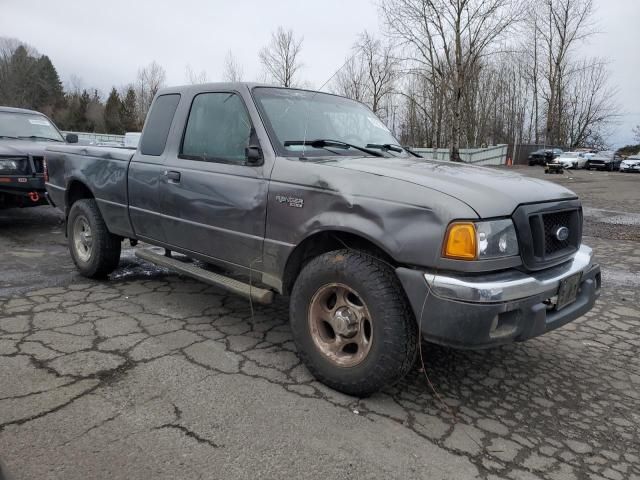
[245,145,263,165]
[66,133,79,144]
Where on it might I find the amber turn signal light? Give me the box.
[443,222,477,260]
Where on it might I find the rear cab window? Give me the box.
[139,94,181,156]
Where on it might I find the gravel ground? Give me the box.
[0,167,638,480]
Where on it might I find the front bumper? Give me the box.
[0,176,48,207]
[588,162,609,170]
[397,245,601,349]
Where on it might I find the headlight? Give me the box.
[443,219,519,260]
[0,157,27,173]
[0,159,19,171]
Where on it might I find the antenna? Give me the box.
[301,50,360,157]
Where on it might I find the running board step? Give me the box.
[135,249,274,305]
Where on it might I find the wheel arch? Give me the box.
[65,179,95,213]
[281,229,397,296]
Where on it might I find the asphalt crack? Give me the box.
[155,424,222,449]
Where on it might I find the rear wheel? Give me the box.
[290,250,418,397]
[67,199,121,278]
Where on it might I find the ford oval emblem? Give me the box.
[555,226,569,241]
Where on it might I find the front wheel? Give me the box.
[67,199,121,278]
[289,250,418,397]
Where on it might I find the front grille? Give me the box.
[513,200,582,271]
[32,156,44,174]
[543,211,572,254]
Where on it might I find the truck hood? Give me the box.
[320,156,578,218]
[0,139,58,157]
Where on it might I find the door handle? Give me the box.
[164,170,181,182]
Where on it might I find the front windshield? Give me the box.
[0,111,64,142]
[252,87,407,158]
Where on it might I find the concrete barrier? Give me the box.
[62,131,125,146]
[412,144,508,165]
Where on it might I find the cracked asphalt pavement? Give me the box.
[1,167,639,479]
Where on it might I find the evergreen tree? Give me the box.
[120,86,138,131]
[7,46,38,108]
[86,89,105,132]
[104,87,124,134]
[34,55,65,116]
[77,89,90,131]
[62,92,82,131]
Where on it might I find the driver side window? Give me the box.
[181,92,252,164]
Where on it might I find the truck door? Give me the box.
[159,90,268,268]
[128,93,181,243]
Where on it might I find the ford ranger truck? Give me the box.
[0,106,77,208]
[45,83,601,397]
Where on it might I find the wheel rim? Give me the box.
[72,214,93,263]
[308,283,373,368]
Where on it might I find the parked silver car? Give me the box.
[620,155,640,173]
[549,151,588,169]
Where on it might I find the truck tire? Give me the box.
[67,199,121,278]
[289,250,417,397]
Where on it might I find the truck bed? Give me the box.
[46,144,136,163]
[45,145,136,237]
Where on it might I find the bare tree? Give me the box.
[633,125,640,143]
[535,0,595,145]
[0,38,40,106]
[185,65,209,84]
[0,37,39,59]
[564,58,618,148]
[135,61,166,125]
[222,50,244,82]
[332,56,368,103]
[357,31,397,117]
[523,7,542,144]
[382,0,522,160]
[259,27,303,87]
[65,75,84,95]
[332,32,397,120]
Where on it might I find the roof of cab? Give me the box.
[0,105,42,115]
[156,82,273,96]
[153,82,354,106]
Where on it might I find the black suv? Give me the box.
[528,148,563,166]
[0,106,77,208]
[585,151,622,171]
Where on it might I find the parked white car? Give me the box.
[550,152,588,169]
[620,155,640,173]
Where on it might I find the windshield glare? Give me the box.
[253,87,406,157]
[0,111,64,141]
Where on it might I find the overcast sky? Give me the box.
[1,0,638,146]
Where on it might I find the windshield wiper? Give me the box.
[284,139,384,158]
[17,135,63,142]
[0,135,19,139]
[365,143,404,153]
[404,146,423,158]
[367,142,425,158]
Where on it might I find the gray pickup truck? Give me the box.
[45,83,601,396]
